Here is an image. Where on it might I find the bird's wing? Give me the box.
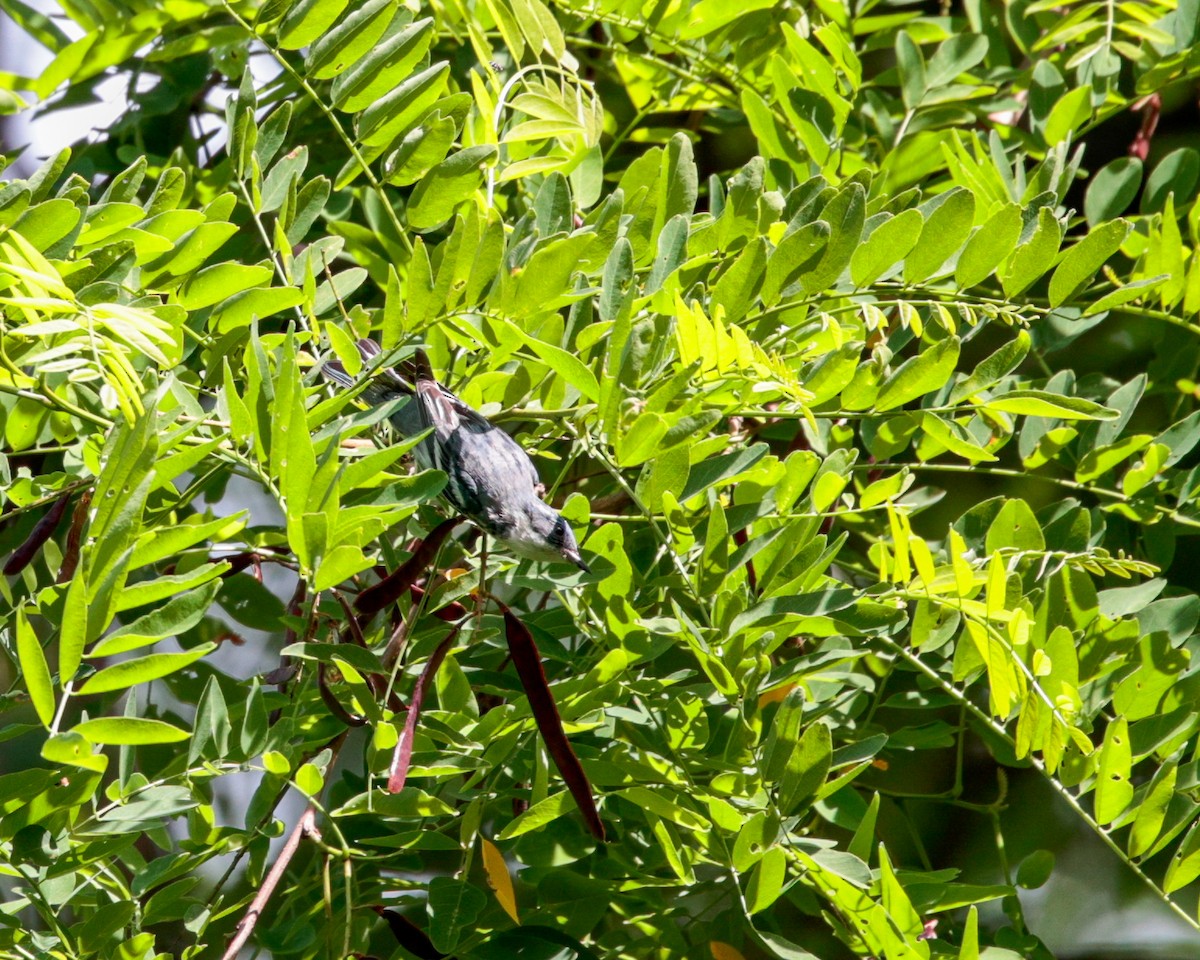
[357,338,382,360]
[321,358,354,388]
[409,349,493,435]
[331,343,545,509]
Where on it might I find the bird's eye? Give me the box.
[548,516,567,549]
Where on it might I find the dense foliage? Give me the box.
[4,0,1200,957]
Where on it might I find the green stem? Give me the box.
[867,460,1200,532]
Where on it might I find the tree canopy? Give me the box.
[3,0,1200,958]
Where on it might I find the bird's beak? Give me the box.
[565,549,590,573]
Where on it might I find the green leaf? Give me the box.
[804,341,862,405]
[879,845,925,943]
[876,336,961,412]
[407,145,497,230]
[799,182,864,293]
[89,580,222,657]
[895,31,926,108]
[314,544,372,591]
[427,877,487,954]
[921,412,997,462]
[1075,434,1152,482]
[76,643,217,695]
[614,787,708,830]
[680,443,768,501]
[746,846,787,913]
[1085,157,1142,225]
[286,176,330,244]
[959,908,980,960]
[1165,819,1200,894]
[982,389,1117,420]
[294,762,324,797]
[905,188,975,283]
[116,563,230,613]
[764,219,830,305]
[712,236,767,324]
[333,17,434,111]
[985,498,1044,553]
[848,792,880,864]
[189,676,231,764]
[761,687,806,782]
[0,0,70,52]
[678,0,777,39]
[305,0,396,79]
[501,318,600,402]
[617,412,668,468]
[42,731,107,772]
[647,213,690,294]
[357,61,450,149]
[600,236,634,324]
[383,110,459,187]
[1143,147,1200,214]
[70,717,189,745]
[949,331,1030,404]
[1129,762,1177,858]
[1043,85,1092,146]
[130,513,248,570]
[756,928,821,960]
[778,721,831,815]
[850,209,923,287]
[1048,219,1131,307]
[497,790,577,840]
[16,605,55,727]
[1001,207,1061,297]
[925,35,989,89]
[955,202,1021,288]
[58,571,88,685]
[1094,716,1133,825]
[278,0,350,50]
[1084,275,1165,316]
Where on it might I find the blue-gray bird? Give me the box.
[323,339,589,571]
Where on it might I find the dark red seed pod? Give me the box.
[318,662,367,727]
[3,491,71,576]
[57,490,91,584]
[387,625,460,793]
[356,518,460,618]
[372,907,445,959]
[499,601,605,841]
[409,584,468,622]
[219,552,263,577]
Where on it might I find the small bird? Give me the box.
[323,339,589,571]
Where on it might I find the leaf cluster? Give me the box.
[2,1,1200,959]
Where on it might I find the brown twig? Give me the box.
[220,806,320,960]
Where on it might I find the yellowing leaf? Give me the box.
[482,837,519,923]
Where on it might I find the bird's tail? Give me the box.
[321,338,414,397]
[404,348,436,384]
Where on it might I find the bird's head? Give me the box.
[505,498,590,571]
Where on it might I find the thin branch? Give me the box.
[220,806,320,960]
[875,635,1200,933]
